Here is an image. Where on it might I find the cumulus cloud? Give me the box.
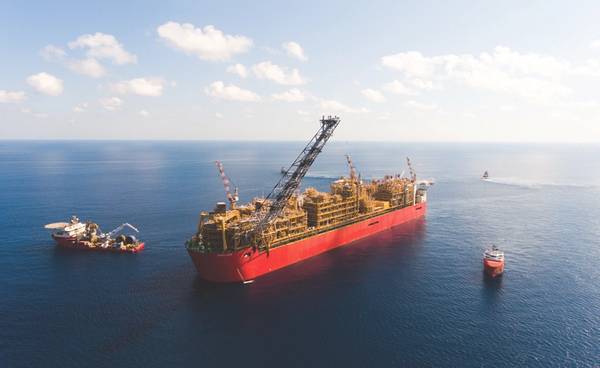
[361,88,386,103]
[205,81,260,101]
[69,33,137,64]
[272,88,306,102]
[26,72,63,96]
[215,112,223,119]
[320,99,368,113]
[0,90,26,103]
[42,34,133,78]
[282,41,307,61]
[380,46,585,102]
[227,63,248,78]
[100,97,123,111]
[383,80,418,95]
[73,102,89,112]
[139,109,150,117]
[410,78,437,90]
[40,45,66,61]
[20,108,48,119]
[405,100,437,111]
[252,61,306,85]
[112,78,165,97]
[67,58,106,78]
[157,22,253,61]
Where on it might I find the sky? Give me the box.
[2,0,600,142]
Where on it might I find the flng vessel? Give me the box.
[186,116,429,282]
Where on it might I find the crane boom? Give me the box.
[253,116,341,238]
[106,223,139,238]
[406,157,416,182]
[345,154,357,181]
[215,160,239,208]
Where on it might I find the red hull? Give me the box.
[52,235,145,253]
[483,259,504,278]
[188,203,427,282]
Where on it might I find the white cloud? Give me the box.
[383,80,418,95]
[205,81,260,102]
[112,78,165,97]
[380,46,582,103]
[405,100,437,111]
[382,51,437,78]
[589,40,600,49]
[252,61,306,85]
[215,112,223,119]
[361,88,386,103]
[272,88,306,102]
[40,45,66,61]
[320,99,368,113]
[297,110,310,116]
[100,97,123,111]
[227,63,248,78]
[69,33,137,64]
[67,58,106,78]
[139,109,150,117]
[409,78,437,90]
[0,90,26,103]
[20,108,48,119]
[377,112,392,120]
[26,72,63,96]
[282,41,307,61]
[73,102,89,112]
[500,105,515,111]
[157,22,253,61]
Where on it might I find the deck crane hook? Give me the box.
[215,160,239,209]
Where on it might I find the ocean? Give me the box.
[1,141,599,367]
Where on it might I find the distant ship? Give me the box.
[482,171,489,180]
[483,245,504,277]
[45,216,144,253]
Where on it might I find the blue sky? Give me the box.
[2,0,600,141]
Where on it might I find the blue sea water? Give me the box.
[1,141,599,367]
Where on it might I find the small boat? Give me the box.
[44,216,145,253]
[281,166,287,174]
[482,171,489,180]
[483,245,504,277]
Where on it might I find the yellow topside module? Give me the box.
[190,175,418,253]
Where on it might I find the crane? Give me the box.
[345,154,357,181]
[105,223,139,238]
[215,160,239,209]
[406,157,417,183]
[252,116,341,247]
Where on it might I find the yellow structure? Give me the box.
[189,175,422,253]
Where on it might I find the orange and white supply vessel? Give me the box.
[45,216,145,253]
[483,245,504,277]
